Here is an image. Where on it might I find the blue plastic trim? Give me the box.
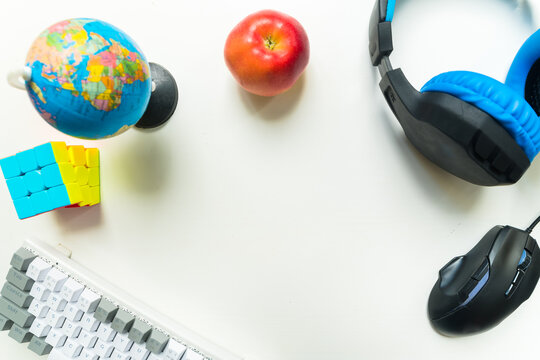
[518,250,527,265]
[386,0,396,21]
[463,270,489,306]
[422,71,540,161]
[506,29,540,96]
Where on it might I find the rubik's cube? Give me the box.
[0,142,100,219]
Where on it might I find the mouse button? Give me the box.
[517,250,532,272]
[458,278,479,302]
[472,258,490,281]
[439,256,465,289]
[525,236,537,253]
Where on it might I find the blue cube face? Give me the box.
[0,156,22,179]
[34,143,56,168]
[5,177,29,200]
[23,171,45,193]
[30,191,53,214]
[12,196,36,219]
[48,185,71,209]
[41,164,63,189]
[16,150,39,173]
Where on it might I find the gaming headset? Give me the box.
[369,0,540,186]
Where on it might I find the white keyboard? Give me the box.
[0,239,243,360]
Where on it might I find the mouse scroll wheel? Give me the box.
[517,250,532,272]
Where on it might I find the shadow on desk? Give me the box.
[53,204,103,233]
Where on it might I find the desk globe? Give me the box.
[12,18,178,139]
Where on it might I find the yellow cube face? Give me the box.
[65,183,83,204]
[50,142,69,163]
[74,166,89,186]
[68,146,86,166]
[88,168,100,187]
[85,148,99,168]
[89,186,100,205]
[78,185,91,206]
[58,163,75,184]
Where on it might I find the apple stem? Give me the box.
[264,36,276,50]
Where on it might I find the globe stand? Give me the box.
[135,62,178,129]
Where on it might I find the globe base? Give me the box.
[136,62,178,129]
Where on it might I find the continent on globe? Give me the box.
[24,18,153,139]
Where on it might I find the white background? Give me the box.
[0,0,540,359]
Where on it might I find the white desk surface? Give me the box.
[1,0,540,359]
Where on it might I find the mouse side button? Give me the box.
[439,256,465,289]
[471,258,489,281]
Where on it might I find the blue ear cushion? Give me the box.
[506,29,540,97]
[421,71,540,161]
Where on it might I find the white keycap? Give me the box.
[29,317,51,337]
[44,268,68,292]
[97,322,117,342]
[46,310,66,328]
[180,350,204,360]
[81,312,100,332]
[162,339,186,360]
[62,319,82,338]
[111,348,132,360]
[77,288,101,313]
[47,293,68,312]
[61,278,85,302]
[94,338,115,358]
[113,332,134,352]
[80,348,99,360]
[30,282,51,301]
[45,328,68,348]
[26,257,52,282]
[63,338,83,357]
[49,348,71,360]
[64,302,84,322]
[148,354,164,360]
[28,298,50,318]
[78,329,98,348]
[130,342,150,360]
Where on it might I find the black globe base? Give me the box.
[135,62,178,129]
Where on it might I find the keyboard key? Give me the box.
[77,288,101,313]
[44,268,68,293]
[0,314,13,331]
[0,297,35,328]
[163,338,187,360]
[45,328,67,348]
[28,298,50,318]
[94,338,115,357]
[181,349,205,360]
[6,268,34,291]
[113,331,134,352]
[62,319,82,338]
[77,329,98,348]
[10,248,36,272]
[29,317,51,337]
[95,298,118,323]
[1,282,33,308]
[147,329,169,354]
[97,322,117,342]
[49,348,72,360]
[9,323,34,343]
[47,293,68,312]
[80,348,99,360]
[112,308,135,333]
[63,337,83,357]
[64,302,83,322]
[46,310,66,328]
[60,278,85,302]
[130,341,151,360]
[30,282,51,301]
[81,312,100,332]
[26,257,52,282]
[28,335,53,356]
[129,318,152,343]
[111,348,133,360]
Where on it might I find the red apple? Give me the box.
[224,10,310,96]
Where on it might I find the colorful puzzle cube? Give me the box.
[0,142,100,219]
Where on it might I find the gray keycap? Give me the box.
[6,268,34,291]
[1,282,33,308]
[28,335,53,355]
[111,309,135,333]
[0,297,35,328]
[94,298,118,323]
[0,314,13,331]
[10,248,36,272]
[146,329,169,354]
[129,318,152,343]
[8,324,33,343]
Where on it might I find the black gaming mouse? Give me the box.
[428,222,540,336]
